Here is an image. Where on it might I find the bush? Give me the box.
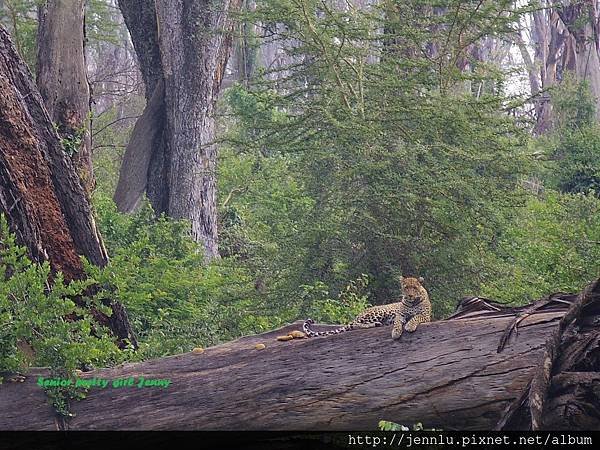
[480,190,600,304]
[0,215,121,376]
[543,126,600,195]
[299,274,371,324]
[537,79,600,195]
[91,194,264,359]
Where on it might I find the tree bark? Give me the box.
[117,0,162,96]
[497,280,600,430]
[115,0,240,259]
[0,24,135,345]
[156,0,240,259]
[228,0,258,87]
[1,284,597,431]
[531,1,600,131]
[116,0,168,214]
[36,0,94,194]
[530,5,566,134]
[113,79,165,212]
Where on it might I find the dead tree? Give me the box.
[0,24,135,345]
[1,280,598,431]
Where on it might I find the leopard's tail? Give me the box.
[303,318,352,337]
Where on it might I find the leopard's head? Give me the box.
[400,276,425,304]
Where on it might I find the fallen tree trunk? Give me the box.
[497,279,600,430]
[2,282,598,431]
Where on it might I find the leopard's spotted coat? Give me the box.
[303,276,431,340]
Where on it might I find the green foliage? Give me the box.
[0,0,38,70]
[44,384,87,418]
[480,190,600,304]
[550,127,600,194]
[536,80,600,195]
[224,85,288,152]
[379,420,410,431]
[217,147,315,303]
[85,0,123,46]
[379,420,439,431]
[90,194,268,358]
[300,274,371,324]
[0,215,121,375]
[552,77,596,130]
[222,0,530,317]
[55,121,86,157]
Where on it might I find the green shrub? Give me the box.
[481,190,600,303]
[0,215,121,376]
[90,194,262,358]
[299,274,371,324]
[542,126,600,195]
[536,79,600,195]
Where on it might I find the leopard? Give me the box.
[303,276,431,340]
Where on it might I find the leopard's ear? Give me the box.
[418,276,424,283]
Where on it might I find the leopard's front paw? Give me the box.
[391,327,403,340]
[405,321,417,333]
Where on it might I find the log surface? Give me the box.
[0,309,564,430]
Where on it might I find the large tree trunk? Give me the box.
[36,0,94,194]
[227,0,258,88]
[115,0,240,259]
[1,282,598,431]
[116,0,168,214]
[531,1,600,132]
[530,5,566,134]
[113,79,165,213]
[0,25,134,345]
[156,0,239,259]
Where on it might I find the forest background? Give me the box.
[0,0,599,375]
